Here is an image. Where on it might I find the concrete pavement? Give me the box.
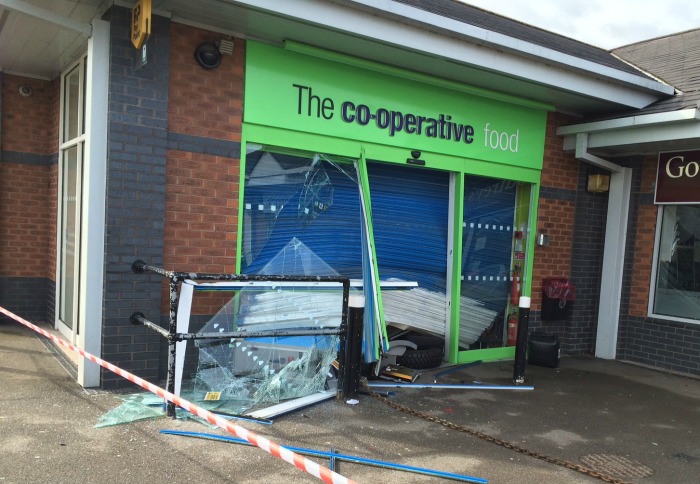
[1,318,699,483]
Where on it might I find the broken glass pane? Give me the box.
[94,393,165,428]
[298,155,334,224]
[190,239,349,414]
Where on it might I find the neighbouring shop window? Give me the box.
[652,205,700,322]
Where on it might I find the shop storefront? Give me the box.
[6,1,697,389]
[239,41,549,364]
[650,150,700,323]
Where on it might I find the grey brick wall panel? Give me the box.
[101,6,170,389]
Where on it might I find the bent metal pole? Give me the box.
[0,306,356,484]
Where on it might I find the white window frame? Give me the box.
[53,19,110,387]
[648,205,700,325]
[56,56,87,341]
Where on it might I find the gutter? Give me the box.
[575,133,623,173]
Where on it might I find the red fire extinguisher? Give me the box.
[507,311,518,346]
[510,268,520,306]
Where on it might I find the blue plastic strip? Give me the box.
[160,430,488,483]
[368,382,533,390]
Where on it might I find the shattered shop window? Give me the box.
[652,205,700,322]
[241,146,362,277]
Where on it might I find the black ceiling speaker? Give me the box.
[194,42,221,70]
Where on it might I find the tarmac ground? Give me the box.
[1,317,699,483]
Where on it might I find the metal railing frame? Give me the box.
[130,259,361,417]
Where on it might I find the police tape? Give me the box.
[0,306,356,484]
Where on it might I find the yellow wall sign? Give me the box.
[131,0,152,49]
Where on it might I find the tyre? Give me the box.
[396,346,444,369]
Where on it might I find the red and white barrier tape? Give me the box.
[0,306,356,484]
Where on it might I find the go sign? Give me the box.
[131,0,151,49]
[655,150,700,204]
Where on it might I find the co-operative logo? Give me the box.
[291,83,521,152]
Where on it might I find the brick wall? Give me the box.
[1,74,55,154]
[620,316,700,376]
[163,23,243,316]
[168,23,243,142]
[100,9,245,388]
[533,112,579,308]
[532,196,575,309]
[566,163,608,354]
[616,155,700,377]
[0,73,59,322]
[530,112,610,355]
[102,7,170,388]
[539,112,579,191]
[629,156,657,317]
[530,112,579,342]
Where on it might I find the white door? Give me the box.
[56,58,86,342]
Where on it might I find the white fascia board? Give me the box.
[585,123,700,149]
[232,0,672,107]
[558,108,700,135]
[559,109,700,150]
[562,120,700,151]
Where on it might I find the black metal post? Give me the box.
[512,296,531,384]
[339,296,364,402]
[130,312,171,339]
[165,277,179,417]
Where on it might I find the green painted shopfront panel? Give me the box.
[242,41,549,365]
[245,41,547,169]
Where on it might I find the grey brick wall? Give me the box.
[101,6,170,389]
[619,315,700,377]
[528,180,603,355]
[530,156,700,376]
[564,163,610,355]
[0,277,52,323]
[616,158,700,377]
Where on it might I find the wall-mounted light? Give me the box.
[536,233,550,246]
[19,85,33,97]
[194,42,222,70]
[587,173,610,193]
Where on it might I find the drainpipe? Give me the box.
[575,133,632,359]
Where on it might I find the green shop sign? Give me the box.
[245,41,548,169]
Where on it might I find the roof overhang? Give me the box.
[197,0,672,115]
[1,0,674,117]
[558,108,700,156]
[0,0,101,79]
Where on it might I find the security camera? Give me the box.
[410,150,421,159]
[19,85,33,97]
